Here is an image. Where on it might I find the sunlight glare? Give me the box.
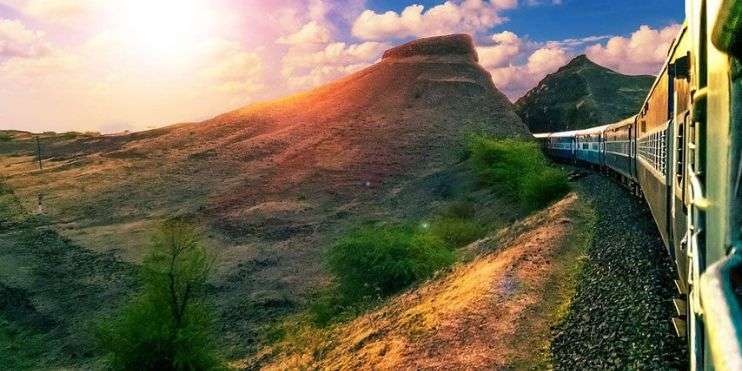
[108,0,215,61]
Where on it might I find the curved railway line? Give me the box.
[535,1,742,369]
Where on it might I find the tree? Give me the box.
[98,219,222,370]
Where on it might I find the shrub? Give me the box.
[440,200,476,219]
[327,225,454,302]
[428,217,485,248]
[468,136,569,209]
[521,168,571,209]
[0,133,11,142]
[60,132,79,140]
[97,220,222,371]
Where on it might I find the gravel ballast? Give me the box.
[551,172,688,369]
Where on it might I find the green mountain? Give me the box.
[514,55,654,133]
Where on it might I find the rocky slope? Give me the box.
[0,34,528,363]
[515,55,654,133]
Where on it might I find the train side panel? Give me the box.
[549,136,575,161]
[575,131,603,165]
[604,118,636,180]
[637,64,674,251]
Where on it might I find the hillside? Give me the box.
[514,55,654,133]
[0,34,528,365]
[244,193,594,369]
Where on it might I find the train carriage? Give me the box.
[603,116,637,181]
[575,125,609,166]
[534,131,575,161]
[532,1,742,368]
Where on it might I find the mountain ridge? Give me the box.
[515,54,654,133]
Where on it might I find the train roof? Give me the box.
[533,124,611,139]
[604,115,637,130]
[532,115,636,139]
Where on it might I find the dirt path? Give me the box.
[249,193,594,370]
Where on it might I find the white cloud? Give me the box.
[351,0,516,41]
[23,0,96,22]
[490,46,569,100]
[200,39,265,96]
[281,40,388,90]
[477,31,522,69]
[586,24,681,75]
[0,19,49,58]
[277,21,332,46]
[476,31,570,100]
[547,35,613,50]
[0,20,267,132]
[272,0,391,91]
[526,0,563,5]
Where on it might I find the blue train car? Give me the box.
[534,132,575,161]
[575,125,608,166]
[603,116,637,180]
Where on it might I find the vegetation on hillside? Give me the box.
[97,220,223,370]
[310,223,458,325]
[467,136,570,209]
[515,55,653,133]
[294,135,568,328]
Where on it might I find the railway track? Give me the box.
[552,171,687,370]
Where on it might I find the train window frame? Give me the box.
[676,118,685,186]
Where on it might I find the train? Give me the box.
[534,1,741,370]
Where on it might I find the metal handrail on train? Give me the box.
[700,250,742,371]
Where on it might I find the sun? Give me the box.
[107,0,215,60]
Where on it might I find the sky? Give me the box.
[0,0,684,133]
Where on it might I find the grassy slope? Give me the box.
[0,180,135,369]
[0,36,531,363]
[243,192,596,369]
[0,138,525,365]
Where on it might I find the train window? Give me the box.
[641,121,647,133]
[673,54,691,80]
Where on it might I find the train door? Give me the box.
[671,52,692,287]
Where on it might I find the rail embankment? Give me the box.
[552,172,687,369]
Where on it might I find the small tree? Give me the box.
[98,219,222,370]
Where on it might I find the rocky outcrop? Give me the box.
[382,34,478,62]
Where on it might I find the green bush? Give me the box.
[310,225,454,325]
[0,133,11,142]
[428,217,485,248]
[440,200,476,219]
[468,136,569,209]
[97,220,222,371]
[328,225,454,301]
[60,132,79,140]
[521,168,571,209]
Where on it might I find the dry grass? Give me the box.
[240,193,594,370]
[0,35,532,362]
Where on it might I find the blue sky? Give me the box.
[367,0,683,41]
[0,0,685,132]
